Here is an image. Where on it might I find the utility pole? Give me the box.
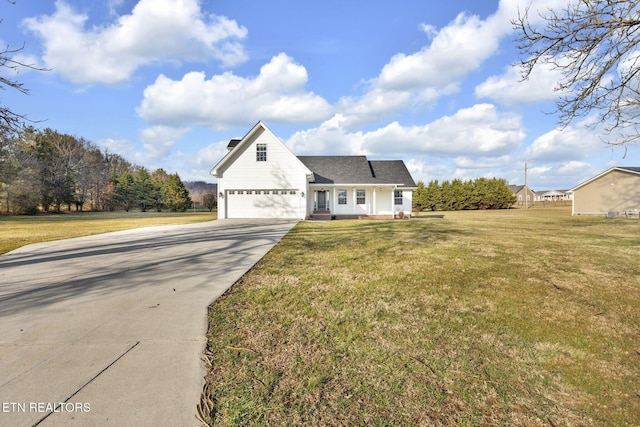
[524,162,528,209]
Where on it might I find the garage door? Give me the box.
[226,189,302,218]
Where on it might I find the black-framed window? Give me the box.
[394,190,403,205]
[338,190,347,205]
[256,143,267,161]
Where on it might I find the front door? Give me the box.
[317,191,327,210]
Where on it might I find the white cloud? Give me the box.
[195,141,230,170]
[97,137,135,156]
[404,159,451,184]
[334,0,521,127]
[23,0,248,85]
[139,125,190,160]
[476,0,590,107]
[137,53,332,129]
[397,103,524,156]
[475,61,566,105]
[526,160,599,190]
[286,114,367,155]
[556,160,591,175]
[524,121,602,162]
[335,88,414,129]
[289,104,524,159]
[377,12,503,91]
[453,155,512,169]
[107,0,126,17]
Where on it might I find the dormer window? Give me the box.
[256,144,267,162]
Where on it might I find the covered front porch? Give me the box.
[307,185,412,220]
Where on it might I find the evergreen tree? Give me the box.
[412,181,427,213]
[113,172,136,211]
[162,173,191,212]
[490,178,517,209]
[150,169,169,212]
[133,168,155,212]
[421,177,516,211]
[471,177,490,209]
[450,179,468,210]
[425,180,441,211]
[440,180,453,211]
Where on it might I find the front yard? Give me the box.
[0,211,216,255]
[203,207,639,426]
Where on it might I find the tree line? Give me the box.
[0,127,192,214]
[413,177,516,212]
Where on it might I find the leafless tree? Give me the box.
[1,5,48,135]
[513,0,640,145]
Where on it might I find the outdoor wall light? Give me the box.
[219,192,224,198]
[301,192,305,197]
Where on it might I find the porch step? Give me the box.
[310,213,332,220]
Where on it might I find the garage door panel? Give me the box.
[227,190,300,218]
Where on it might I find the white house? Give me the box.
[210,122,417,219]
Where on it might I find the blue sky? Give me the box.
[2,0,637,190]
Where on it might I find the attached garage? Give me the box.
[225,189,303,219]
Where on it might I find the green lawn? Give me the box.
[202,207,639,426]
[0,210,217,255]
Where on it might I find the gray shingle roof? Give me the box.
[369,160,416,187]
[297,156,416,187]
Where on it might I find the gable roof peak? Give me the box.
[210,120,311,178]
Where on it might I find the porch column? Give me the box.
[332,188,336,213]
[373,187,377,215]
[352,188,356,215]
[391,188,395,219]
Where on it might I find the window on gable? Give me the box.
[256,143,267,162]
[338,190,347,205]
[394,190,403,205]
[356,189,366,204]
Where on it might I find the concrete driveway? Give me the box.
[0,219,297,426]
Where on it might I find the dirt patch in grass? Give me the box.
[203,208,639,426]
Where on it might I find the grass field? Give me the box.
[202,207,639,426]
[0,210,217,255]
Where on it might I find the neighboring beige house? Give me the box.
[508,185,536,207]
[570,167,640,215]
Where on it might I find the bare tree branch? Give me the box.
[0,6,50,135]
[513,0,640,145]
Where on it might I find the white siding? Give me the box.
[395,190,412,216]
[222,130,307,189]
[217,126,309,219]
